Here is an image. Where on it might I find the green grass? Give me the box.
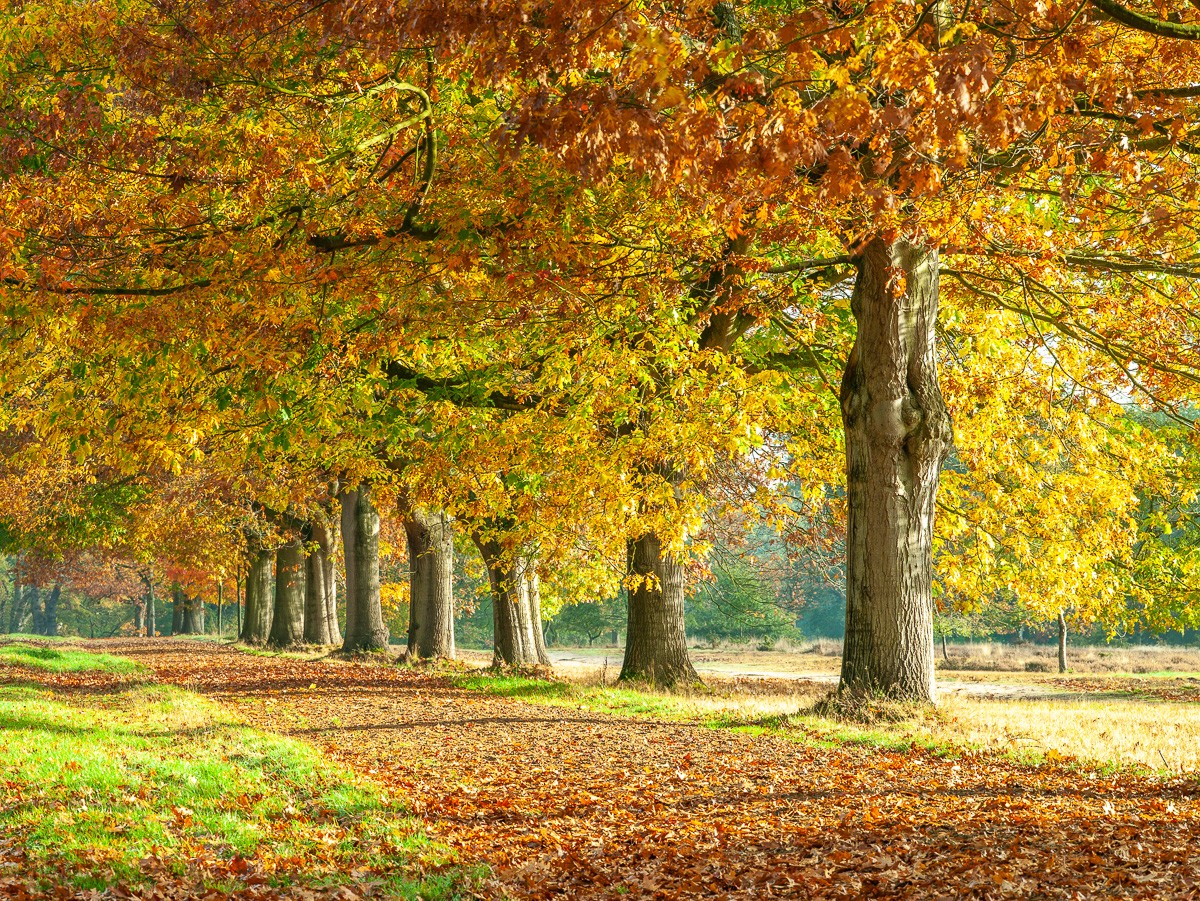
[0,642,148,675]
[0,651,473,897]
[2,632,67,643]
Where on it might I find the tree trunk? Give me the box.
[0,571,8,634]
[42,584,59,637]
[146,580,156,637]
[1058,610,1068,674]
[134,600,144,634]
[619,532,697,686]
[340,486,389,653]
[323,534,340,645]
[180,592,204,634]
[526,563,551,666]
[240,548,274,644]
[171,589,185,635]
[403,507,456,660]
[28,585,43,636]
[941,632,949,663]
[475,536,544,667]
[269,539,307,648]
[838,235,952,703]
[304,518,341,645]
[217,582,223,636]
[8,566,25,634]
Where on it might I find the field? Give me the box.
[4,637,1200,898]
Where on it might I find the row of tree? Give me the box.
[1,0,1199,700]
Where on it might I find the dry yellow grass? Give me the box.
[937,641,1200,675]
[933,695,1200,773]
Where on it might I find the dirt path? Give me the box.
[101,640,1200,900]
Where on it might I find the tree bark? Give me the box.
[304,518,341,645]
[526,563,551,666]
[269,539,307,648]
[133,599,144,634]
[619,531,697,686]
[474,535,546,667]
[1058,610,1068,674]
[240,548,274,644]
[838,235,952,703]
[27,585,43,636]
[403,507,456,660]
[8,564,25,634]
[146,579,156,638]
[180,592,204,634]
[171,588,185,635]
[42,584,59,637]
[0,564,10,633]
[340,486,389,653]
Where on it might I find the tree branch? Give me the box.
[1090,0,1200,39]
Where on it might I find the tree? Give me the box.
[340,485,389,653]
[4,0,1200,706]
[380,0,1200,699]
[303,514,342,646]
[687,561,799,647]
[401,503,455,660]
[241,548,274,645]
[269,538,306,648]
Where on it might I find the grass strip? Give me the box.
[0,642,149,675]
[0,650,473,898]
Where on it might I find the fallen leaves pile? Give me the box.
[53,639,1193,901]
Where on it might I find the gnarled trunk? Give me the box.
[620,532,696,686]
[340,486,389,653]
[269,539,306,648]
[403,507,456,660]
[240,548,274,644]
[838,235,952,703]
[304,518,341,645]
[475,536,545,667]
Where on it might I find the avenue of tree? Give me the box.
[1,0,1199,701]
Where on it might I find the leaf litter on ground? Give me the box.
[52,638,1199,901]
